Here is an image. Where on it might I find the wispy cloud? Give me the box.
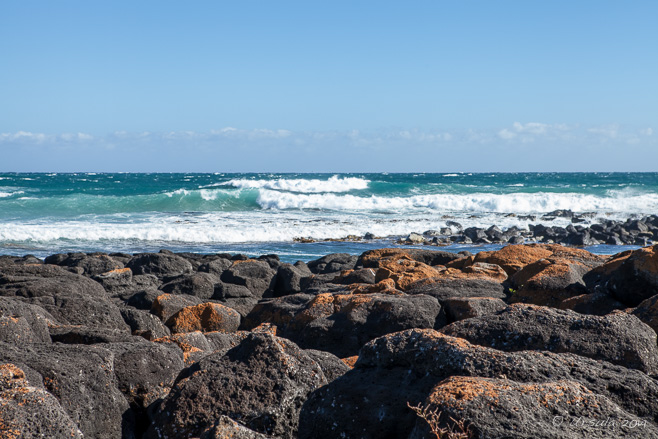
[1,123,656,171]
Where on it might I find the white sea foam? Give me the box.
[256,189,658,214]
[220,175,370,193]
[0,190,24,198]
[443,174,460,177]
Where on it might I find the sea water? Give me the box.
[1,172,656,262]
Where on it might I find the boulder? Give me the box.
[442,297,508,322]
[304,349,351,383]
[44,252,124,276]
[244,292,443,358]
[151,293,204,322]
[409,377,649,439]
[126,252,194,277]
[273,263,309,296]
[585,245,658,306]
[375,255,441,291]
[153,331,213,365]
[0,363,84,439]
[469,244,604,276]
[331,268,377,285]
[0,264,129,331]
[307,253,357,274]
[509,257,593,307]
[198,257,233,276]
[161,272,219,300]
[220,260,276,298]
[92,267,134,295]
[0,297,55,343]
[441,304,658,374]
[633,294,658,335]
[120,308,171,340]
[146,333,327,439]
[165,302,241,334]
[299,329,658,439]
[0,342,129,439]
[357,248,461,268]
[558,292,625,316]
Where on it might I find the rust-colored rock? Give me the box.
[510,257,592,307]
[165,302,240,334]
[375,255,441,291]
[341,356,358,369]
[470,244,604,276]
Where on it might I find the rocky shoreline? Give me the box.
[1,244,658,438]
[295,212,658,248]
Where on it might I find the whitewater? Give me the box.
[0,172,656,261]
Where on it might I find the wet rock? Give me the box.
[126,252,194,277]
[244,292,443,358]
[0,363,84,439]
[161,272,219,300]
[0,342,129,439]
[146,333,327,439]
[298,329,658,439]
[307,253,358,274]
[404,232,426,244]
[442,297,508,322]
[409,377,651,439]
[165,302,241,334]
[220,260,276,298]
[441,304,658,374]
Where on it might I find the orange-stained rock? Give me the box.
[154,331,212,364]
[413,377,636,439]
[151,293,204,322]
[251,322,278,336]
[509,257,592,307]
[347,278,401,295]
[357,248,461,268]
[340,356,358,369]
[375,255,441,291]
[165,302,240,334]
[470,244,604,276]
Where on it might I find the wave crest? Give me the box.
[220,175,370,193]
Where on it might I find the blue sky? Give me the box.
[1,1,656,172]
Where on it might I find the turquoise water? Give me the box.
[0,172,655,261]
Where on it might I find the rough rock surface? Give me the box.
[441,304,658,374]
[199,416,272,439]
[409,377,653,439]
[0,342,129,439]
[161,272,219,300]
[299,329,658,439]
[244,292,443,357]
[165,302,241,334]
[442,297,508,322]
[585,245,658,306]
[0,363,84,439]
[220,260,276,298]
[126,252,194,277]
[633,294,658,335]
[147,333,327,439]
[45,252,124,276]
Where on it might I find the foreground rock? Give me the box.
[147,332,327,439]
[441,304,658,374]
[409,377,652,439]
[0,363,84,439]
[299,329,658,439]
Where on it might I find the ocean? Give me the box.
[1,172,656,262]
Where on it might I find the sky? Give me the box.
[1,1,656,172]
